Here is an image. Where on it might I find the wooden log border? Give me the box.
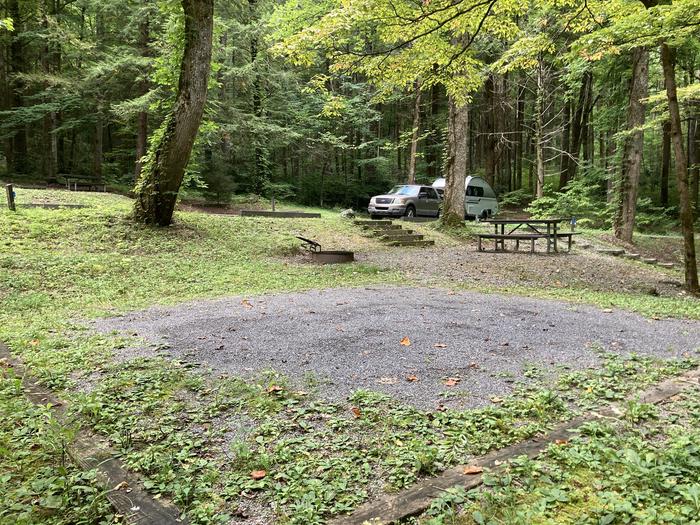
[0,343,187,525]
[330,367,700,525]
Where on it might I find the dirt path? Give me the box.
[96,287,700,410]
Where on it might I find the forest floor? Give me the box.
[1,188,700,525]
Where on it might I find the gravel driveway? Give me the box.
[96,287,700,409]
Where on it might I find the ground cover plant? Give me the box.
[415,370,700,525]
[1,189,699,524]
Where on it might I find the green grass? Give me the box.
[1,188,699,524]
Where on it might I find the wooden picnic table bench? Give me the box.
[61,174,107,192]
[478,218,578,253]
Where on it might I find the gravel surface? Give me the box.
[95,287,700,410]
[358,244,687,297]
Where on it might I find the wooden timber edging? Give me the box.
[330,367,700,525]
[0,343,187,525]
[240,210,322,218]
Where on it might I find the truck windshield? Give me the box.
[388,186,418,196]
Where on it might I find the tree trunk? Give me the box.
[484,75,496,188]
[407,80,422,184]
[690,116,700,214]
[562,70,593,188]
[535,57,545,198]
[660,43,699,293]
[135,9,150,181]
[613,47,648,243]
[8,0,27,175]
[94,110,103,181]
[559,98,571,190]
[133,0,214,226]
[443,95,468,225]
[660,119,671,207]
[515,80,525,190]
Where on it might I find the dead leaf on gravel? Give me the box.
[113,481,128,491]
[468,362,480,369]
[351,407,362,418]
[406,374,419,382]
[444,377,460,387]
[400,337,411,347]
[463,465,483,475]
[433,343,448,348]
[490,397,504,403]
[378,377,398,385]
[602,308,613,313]
[250,470,267,480]
[241,299,253,309]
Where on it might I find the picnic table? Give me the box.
[477,218,577,253]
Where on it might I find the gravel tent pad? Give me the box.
[95,287,700,410]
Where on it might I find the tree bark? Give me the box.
[660,119,671,207]
[660,43,699,293]
[690,115,699,214]
[562,71,593,188]
[559,98,571,190]
[535,56,545,198]
[613,47,648,243]
[135,6,150,181]
[515,80,525,190]
[443,95,468,225]
[133,0,214,226]
[407,80,422,184]
[8,0,27,175]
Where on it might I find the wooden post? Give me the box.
[5,184,16,211]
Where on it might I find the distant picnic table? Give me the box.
[477,218,577,253]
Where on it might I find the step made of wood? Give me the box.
[596,248,625,256]
[380,235,424,242]
[364,224,403,230]
[658,262,675,269]
[641,257,658,264]
[623,253,641,260]
[387,239,435,247]
[379,229,415,237]
[354,220,393,226]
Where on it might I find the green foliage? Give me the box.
[527,176,610,229]
[0,372,118,524]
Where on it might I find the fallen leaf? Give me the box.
[555,439,569,446]
[490,397,504,404]
[267,385,284,394]
[444,377,460,387]
[406,374,419,382]
[602,308,613,313]
[400,337,411,347]
[468,362,480,369]
[378,377,398,385]
[463,465,483,475]
[351,407,361,418]
[241,299,253,309]
[433,343,448,349]
[250,470,267,480]
[113,481,128,491]
[29,339,40,346]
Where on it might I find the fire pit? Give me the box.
[296,236,355,264]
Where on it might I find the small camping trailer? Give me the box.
[432,176,499,219]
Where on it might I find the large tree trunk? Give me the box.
[484,75,497,188]
[515,80,525,190]
[133,0,214,226]
[443,95,468,225]
[660,43,699,293]
[660,119,671,207]
[407,80,422,184]
[613,47,648,243]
